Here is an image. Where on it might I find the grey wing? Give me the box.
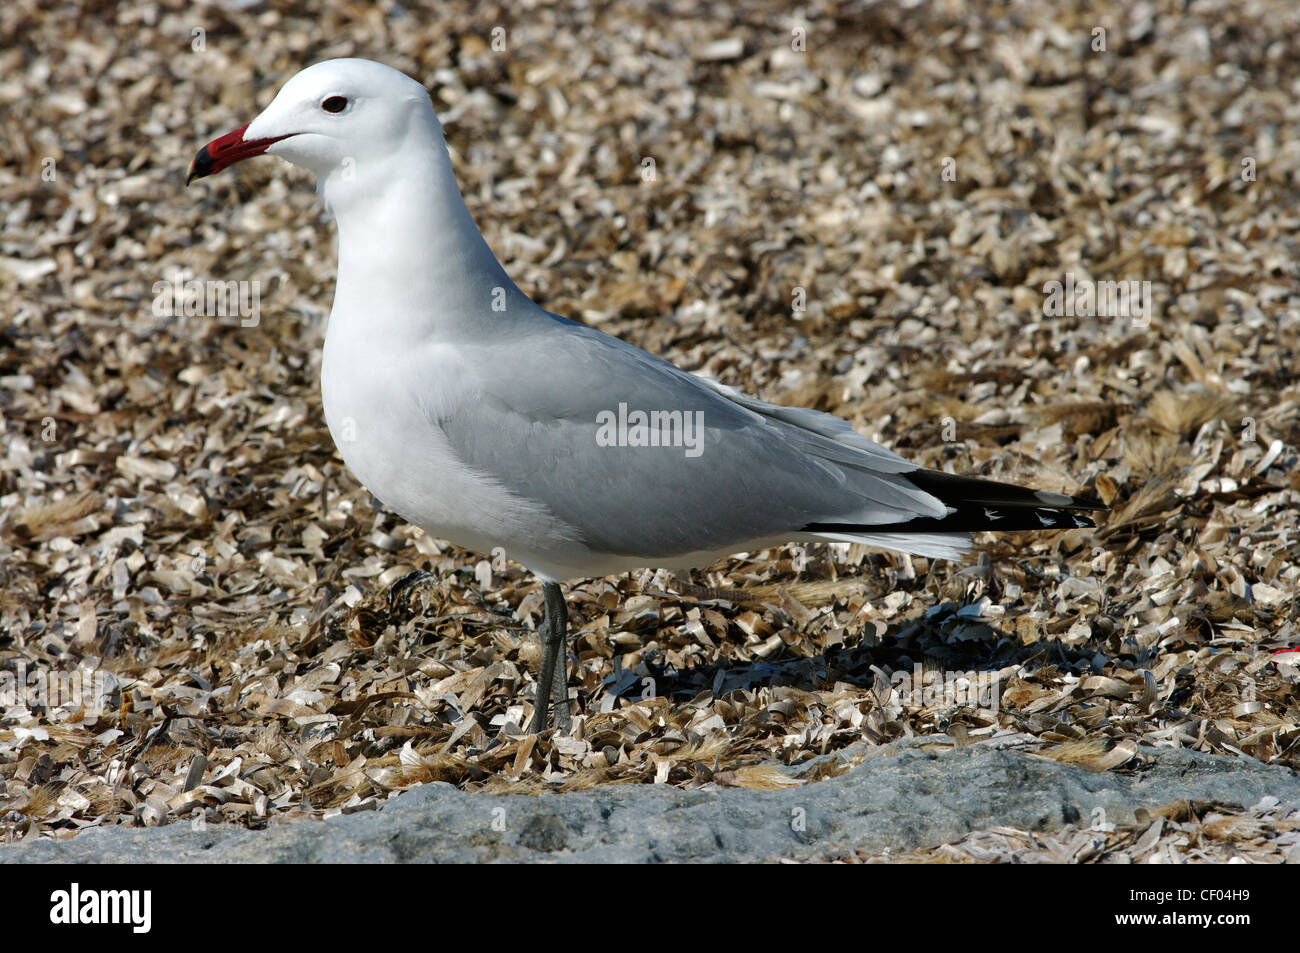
[432,318,949,559]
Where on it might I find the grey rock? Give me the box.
[4,745,1296,863]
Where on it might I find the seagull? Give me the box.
[188,58,1104,732]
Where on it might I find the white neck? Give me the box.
[320,116,525,341]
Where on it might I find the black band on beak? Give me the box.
[185,123,293,187]
[186,144,214,186]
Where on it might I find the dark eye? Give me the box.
[322,96,348,113]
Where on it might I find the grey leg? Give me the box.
[529,581,571,732]
[547,594,572,732]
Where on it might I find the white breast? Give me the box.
[319,323,576,564]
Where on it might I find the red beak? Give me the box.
[187,123,294,185]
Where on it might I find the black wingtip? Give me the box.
[905,469,1107,514]
[804,469,1106,535]
[806,506,1097,535]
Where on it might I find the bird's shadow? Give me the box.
[379,570,1118,721]
[586,599,1111,713]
